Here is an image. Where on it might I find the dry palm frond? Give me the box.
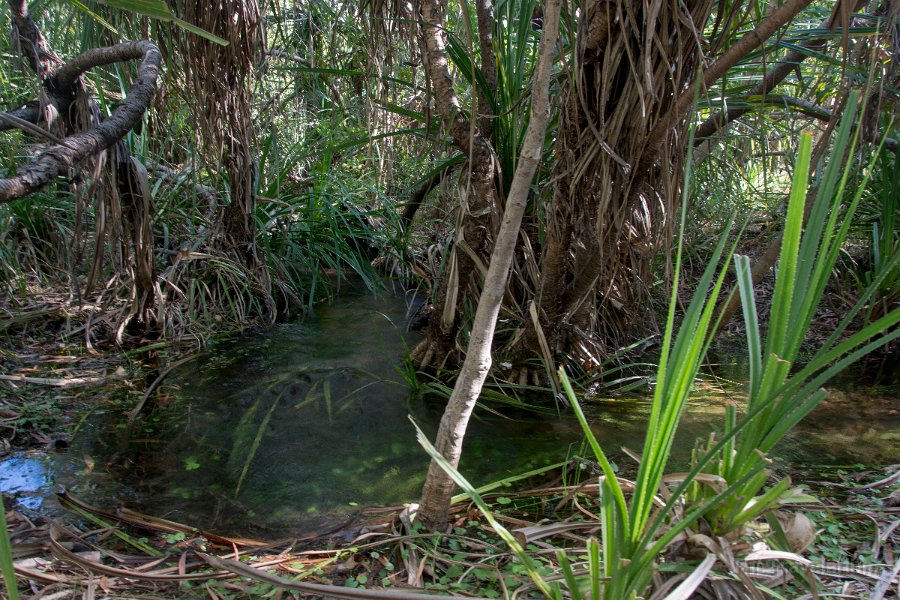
[4,464,896,599]
[528,0,715,367]
[174,0,271,289]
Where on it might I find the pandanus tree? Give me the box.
[0,0,272,336]
[173,0,272,310]
[405,0,885,528]
[0,0,161,337]
[410,0,864,377]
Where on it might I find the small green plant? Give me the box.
[418,91,900,599]
[163,531,187,544]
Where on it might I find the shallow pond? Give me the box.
[2,291,897,536]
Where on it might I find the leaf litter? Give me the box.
[3,463,898,599]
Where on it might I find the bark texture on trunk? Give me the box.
[410,0,499,370]
[517,0,823,371]
[0,41,162,202]
[417,0,561,531]
[474,0,497,140]
[522,0,714,367]
[178,1,267,281]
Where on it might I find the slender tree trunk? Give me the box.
[474,0,497,140]
[417,0,561,531]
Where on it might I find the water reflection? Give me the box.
[17,292,895,536]
[0,454,52,510]
[59,292,578,535]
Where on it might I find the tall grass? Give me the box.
[693,93,900,534]
[553,120,738,595]
[838,150,899,323]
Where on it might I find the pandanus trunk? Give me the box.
[523,0,715,365]
[409,0,499,369]
[3,1,161,337]
[177,1,267,275]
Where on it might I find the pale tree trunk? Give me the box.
[417,0,561,531]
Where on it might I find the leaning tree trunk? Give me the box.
[417,0,561,531]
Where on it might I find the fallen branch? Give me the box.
[200,553,470,600]
[0,374,102,387]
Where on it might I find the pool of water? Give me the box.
[2,291,897,537]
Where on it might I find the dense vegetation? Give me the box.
[1,0,898,597]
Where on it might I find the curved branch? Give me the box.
[693,45,826,143]
[54,43,156,92]
[0,41,161,203]
[728,94,834,123]
[693,1,869,144]
[755,95,834,121]
[644,0,813,154]
[696,95,898,155]
[0,102,41,133]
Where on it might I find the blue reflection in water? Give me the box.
[0,455,51,509]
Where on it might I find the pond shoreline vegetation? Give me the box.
[1,0,898,598]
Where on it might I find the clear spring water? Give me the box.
[3,290,897,536]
